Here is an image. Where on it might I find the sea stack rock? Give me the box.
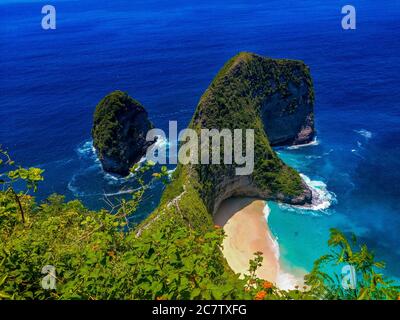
[92,90,155,176]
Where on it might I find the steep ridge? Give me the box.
[140,52,314,236]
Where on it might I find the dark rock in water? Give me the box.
[256,57,315,146]
[92,91,155,176]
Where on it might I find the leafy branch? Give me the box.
[0,147,44,225]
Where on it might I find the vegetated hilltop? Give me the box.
[92,90,155,176]
[140,52,314,237]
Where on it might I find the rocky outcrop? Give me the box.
[189,52,313,214]
[259,61,315,146]
[137,52,315,233]
[92,91,155,176]
[210,175,311,216]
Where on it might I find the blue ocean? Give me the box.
[1,0,399,279]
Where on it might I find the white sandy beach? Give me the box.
[214,197,305,289]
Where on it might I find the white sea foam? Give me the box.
[354,129,372,139]
[95,135,169,182]
[305,155,322,159]
[276,271,304,291]
[104,171,135,184]
[69,136,169,198]
[77,134,169,174]
[146,134,169,154]
[300,173,336,211]
[67,175,80,196]
[67,174,89,197]
[263,202,305,290]
[279,173,336,214]
[104,187,141,197]
[76,140,100,163]
[77,140,93,155]
[134,134,169,167]
[104,172,121,181]
[263,204,280,261]
[323,149,334,156]
[286,137,319,150]
[351,149,366,159]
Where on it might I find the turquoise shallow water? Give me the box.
[268,139,400,281]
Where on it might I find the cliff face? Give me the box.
[258,60,315,146]
[92,91,155,176]
[139,52,314,237]
[190,52,313,214]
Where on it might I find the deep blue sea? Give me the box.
[1,0,399,280]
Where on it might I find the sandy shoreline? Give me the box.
[214,197,304,289]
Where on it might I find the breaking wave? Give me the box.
[354,129,372,139]
[264,202,306,290]
[278,173,336,215]
[286,137,319,150]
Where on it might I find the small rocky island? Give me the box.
[92,90,155,176]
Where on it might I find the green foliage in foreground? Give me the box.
[0,194,231,299]
[0,149,399,300]
[305,229,400,300]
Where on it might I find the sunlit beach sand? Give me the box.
[214,197,305,290]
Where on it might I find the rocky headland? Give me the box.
[134,52,316,238]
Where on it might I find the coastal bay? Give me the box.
[214,197,304,290]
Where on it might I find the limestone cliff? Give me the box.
[139,52,314,237]
[258,57,315,146]
[92,91,155,176]
[190,52,313,214]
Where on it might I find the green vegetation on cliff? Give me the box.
[92,90,154,176]
[162,52,311,219]
[0,148,267,300]
[92,91,143,158]
[1,148,398,300]
[194,52,309,189]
